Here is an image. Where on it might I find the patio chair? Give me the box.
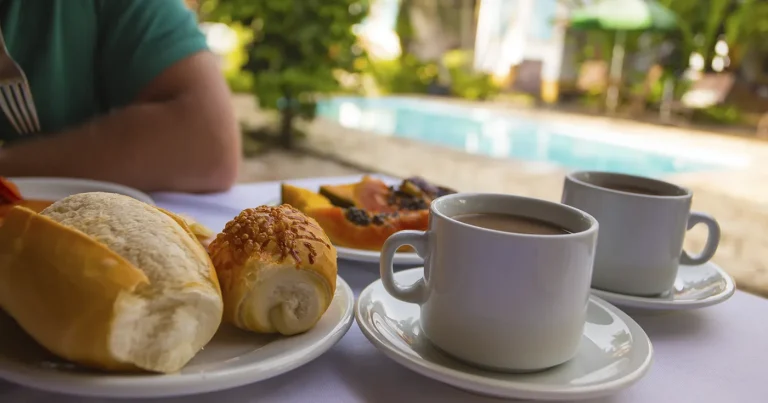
[510,59,544,99]
[666,73,736,123]
[575,60,608,95]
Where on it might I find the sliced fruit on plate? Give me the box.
[282,183,334,212]
[318,183,355,208]
[305,206,429,251]
[352,176,397,213]
[319,175,394,212]
[280,176,456,251]
[288,176,457,213]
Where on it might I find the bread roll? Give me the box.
[208,204,337,336]
[0,192,223,373]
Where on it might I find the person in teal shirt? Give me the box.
[0,0,240,192]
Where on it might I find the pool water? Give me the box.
[316,96,725,177]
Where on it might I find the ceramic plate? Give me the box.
[591,261,736,311]
[264,199,423,266]
[0,277,354,398]
[356,268,654,401]
[8,177,154,205]
[335,245,422,265]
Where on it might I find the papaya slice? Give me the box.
[281,183,333,212]
[318,184,356,208]
[319,176,396,212]
[352,176,396,213]
[304,206,429,251]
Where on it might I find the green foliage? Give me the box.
[442,50,499,101]
[570,0,766,110]
[692,105,744,125]
[656,0,768,70]
[204,0,370,123]
[448,71,498,101]
[220,23,255,93]
[656,0,730,63]
[627,73,690,111]
[725,0,768,63]
[366,55,438,94]
[365,0,437,95]
[365,50,499,101]
[369,0,492,99]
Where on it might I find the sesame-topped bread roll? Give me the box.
[208,204,337,336]
[0,192,223,373]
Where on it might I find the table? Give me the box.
[2,175,766,403]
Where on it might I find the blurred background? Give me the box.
[186,0,768,297]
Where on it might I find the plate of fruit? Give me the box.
[280,175,456,265]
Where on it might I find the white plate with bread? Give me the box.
[0,193,354,398]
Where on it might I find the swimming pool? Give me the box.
[316,96,730,177]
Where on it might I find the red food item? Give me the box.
[0,177,22,204]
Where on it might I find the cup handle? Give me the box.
[380,230,429,304]
[681,212,721,265]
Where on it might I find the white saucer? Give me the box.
[591,261,736,311]
[0,277,354,398]
[9,177,155,205]
[355,268,654,401]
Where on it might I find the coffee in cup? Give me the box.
[379,193,598,372]
[561,171,720,296]
[451,213,571,235]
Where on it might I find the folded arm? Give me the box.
[0,51,241,193]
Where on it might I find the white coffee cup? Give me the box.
[561,171,720,296]
[379,193,598,372]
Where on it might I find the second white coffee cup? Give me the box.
[561,171,721,296]
[379,193,598,372]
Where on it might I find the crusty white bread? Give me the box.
[208,204,337,336]
[0,192,223,373]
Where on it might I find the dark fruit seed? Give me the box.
[345,208,371,226]
[372,214,386,225]
[402,199,427,210]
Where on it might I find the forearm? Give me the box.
[0,98,240,193]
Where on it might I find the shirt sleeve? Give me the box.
[96,0,209,107]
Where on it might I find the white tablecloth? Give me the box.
[2,175,766,403]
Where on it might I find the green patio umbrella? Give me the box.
[570,0,677,31]
[569,0,678,112]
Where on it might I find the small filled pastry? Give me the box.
[208,204,337,336]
